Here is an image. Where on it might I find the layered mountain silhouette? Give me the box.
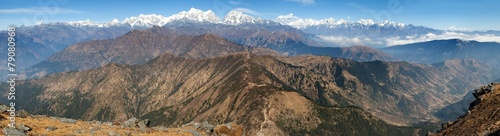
[4,50,496,135]
[0,24,132,79]
[382,39,500,68]
[22,27,394,79]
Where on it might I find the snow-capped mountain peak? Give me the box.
[275,13,301,23]
[66,8,224,28]
[35,20,44,25]
[122,14,167,27]
[68,19,100,27]
[63,8,410,29]
[168,7,220,23]
[223,10,261,25]
[275,13,409,29]
[357,19,375,25]
[276,14,343,28]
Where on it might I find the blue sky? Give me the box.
[1,0,499,30]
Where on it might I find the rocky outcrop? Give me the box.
[120,117,151,132]
[471,82,499,108]
[432,82,500,136]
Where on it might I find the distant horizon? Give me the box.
[1,0,500,31]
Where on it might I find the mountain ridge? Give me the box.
[22,26,395,79]
[8,51,496,131]
[3,52,449,135]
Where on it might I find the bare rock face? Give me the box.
[433,82,500,136]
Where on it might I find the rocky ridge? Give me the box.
[432,82,500,136]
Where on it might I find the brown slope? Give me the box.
[253,55,495,125]
[5,52,434,135]
[433,82,500,136]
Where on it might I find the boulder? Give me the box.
[0,104,9,113]
[91,120,103,126]
[121,117,138,128]
[137,119,151,131]
[17,124,32,132]
[108,131,120,136]
[4,127,26,136]
[60,118,78,124]
[46,126,57,131]
[200,121,215,135]
[138,119,150,128]
[74,129,85,133]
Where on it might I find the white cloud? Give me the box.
[448,26,472,32]
[385,32,500,46]
[318,35,383,47]
[0,7,82,14]
[286,0,315,5]
[318,32,500,47]
[233,8,261,16]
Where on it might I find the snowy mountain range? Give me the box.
[66,8,266,27]
[275,13,406,29]
[62,8,412,29]
[34,8,500,48]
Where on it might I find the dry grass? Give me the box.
[0,113,192,136]
[214,124,243,136]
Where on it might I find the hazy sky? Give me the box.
[1,0,499,30]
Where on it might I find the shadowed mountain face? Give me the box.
[381,39,500,68]
[4,51,495,135]
[433,92,474,121]
[0,24,132,79]
[22,27,394,79]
